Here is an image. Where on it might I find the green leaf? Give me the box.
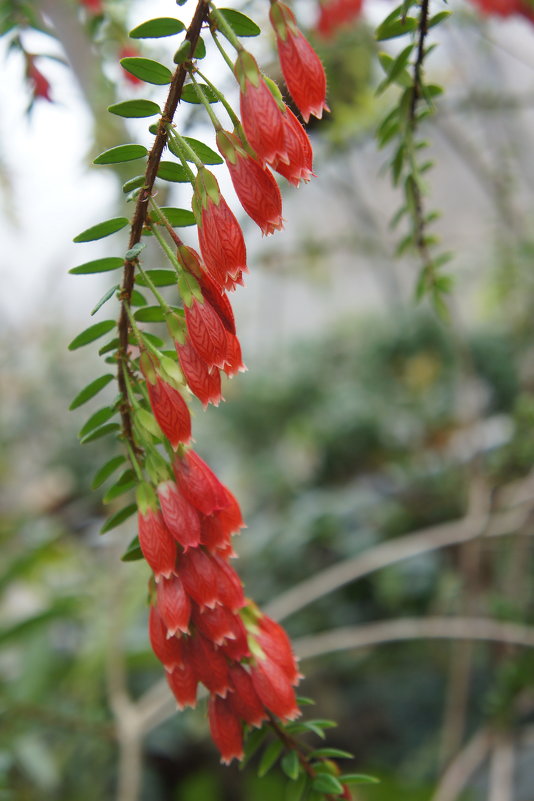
[100,503,137,535]
[181,83,219,104]
[0,601,78,646]
[312,774,344,795]
[78,406,116,439]
[130,290,148,307]
[295,696,316,706]
[91,284,119,316]
[130,17,185,38]
[73,218,129,243]
[151,206,195,227]
[69,257,124,275]
[428,10,451,28]
[309,748,354,760]
[98,337,119,356]
[339,774,380,785]
[285,771,308,801]
[123,175,146,193]
[70,374,114,410]
[80,422,120,444]
[136,269,177,287]
[108,99,161,118]
[94,144,148,165]
[281,751,300,781]
[125,242,146,260]
[376,16,417,40]
[68,320,116,351]
[193,37,206,59]
[120,57,172,85]
[92,456,126,490]
[258,740,283,778]
[121,535,144,562]
[134,306,167,323]
[217,8,261,36]
[183,136,223,165]
[103,471,137,503]
[156,161,190,183]
[241,728,268,768]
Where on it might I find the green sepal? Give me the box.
[135,407,162,439]
[264,76,285,110]
[234,51,260,92]
[177,271,202,307]
[136,482,157,515]
[166,311,187,343]
[194,167,221,209]
[159,354,185,387]
[145,450,171,485]
[139,351,158,384]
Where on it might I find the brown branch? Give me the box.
[116,0,210,451]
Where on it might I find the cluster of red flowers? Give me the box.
[469,0,534,22]
[129,0,331,764]
[138,450,301,763]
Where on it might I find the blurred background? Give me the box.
[0,0,533,799]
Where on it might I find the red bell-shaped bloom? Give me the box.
[148,605,184,670]
[270,2,328,123]
[228,664,268,728]
[178,547,221,609]
[316,0,363,38]
[201,489,245,552]
[193,169,247,292]
[173,450,230,516]
[193,604,239,646]
[272,108,314,186]
[208,695,244,764]
[157,480,201,551]
[176,340,223,408]
[166,660,198,709]
[235,51,288,165]
[196,268,236,335]
[156,575,191,636]
[251,656,301,721]
[145,376,191,450]
[217,130,284,236]
[209,553,246,611]
[256,615,302,685]
[223,332,246,377]
[219,614,250,661]
[185,299,229,370]
[187,633,231,697]
[138,507,177,581]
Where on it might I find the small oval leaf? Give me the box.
[73,218,128,243]
[130,17,185,38]
[157,161,190,183]
[69,374,114,410]
[312,774,344,795]
[123,175,146,193]
[92,455,126,490]
[80,422,120,444]
[79,406,116,439]
[217,8,260,37]
[68,321,116,351]
[338,773,380,785]
[135,269,177,287]
[183,136,223,165]
[108,99,161,118]
[151,206,195,227]
[181,83,219,104]
[121,535,144,562]
[91,284,119,316]
[94,144,148,165]
[100,504,137,535]
[120,57,172,85]
[134,306,167,323]
[258,741,283,778]
[69,257,124,275]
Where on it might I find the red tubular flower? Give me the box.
[187,633,231,697]
[156,575,191,636]
[193,169,247,292]
[148,605,184,670]
[26,57,52,102]
[316,0,364,38]
[208,695,244,764]
[166,661,198,709]
[178,548,221,609]
[138,507,177,581]
[173,450,230,516]
[145,375,191,449]
[251,656,301,721]
[235,51,288,165]
[256,615,302,685]
[222,332,246,377]
[219,615,250,661]
[193,604,239,646]
[216,130,284,236]
[157,480,201,551]
[176,340,223,408]
[272,108,314,186]
[209,553,246,611]
[227,664,268,727]
[184,299,229,369]
[270,2,329,123]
